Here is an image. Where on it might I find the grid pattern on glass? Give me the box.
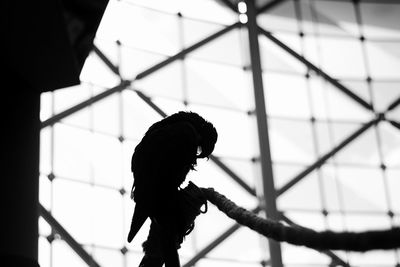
[39,0,400,266]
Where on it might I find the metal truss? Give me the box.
[39,204,101,267]
[39,0,400,266]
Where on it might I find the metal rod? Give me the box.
[182,207,261,267]
[135,22,240,80]
[277,117,379,196]
[258,27,374,111]
[210,155,257,196]
[93,45,120,76]
[41,81,130,128]
[131,88,257,197]
[218,0,239,13]
[280,214,350,267]
[257,0,287,15]
[39,204,101,267]
[42,23,239,129]
[246,0,283,266]
[388,120,400,130]
[182,223,241,267]
[386,96,400,112]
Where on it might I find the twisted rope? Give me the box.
[201,187,400,252]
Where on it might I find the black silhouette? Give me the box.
[127,111,218,267]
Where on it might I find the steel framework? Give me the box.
[39,0,400,267]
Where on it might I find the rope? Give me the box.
[201,187,400,252]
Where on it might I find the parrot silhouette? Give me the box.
[127,111,217,267]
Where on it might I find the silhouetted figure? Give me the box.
[127,111,218,267]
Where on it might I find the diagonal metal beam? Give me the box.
[39,204,101,267]
[183,223,241,267]
[182,207,261,267]
[388,120,400,131]
[210,155,257,196]
[257,0,287,15]
[280,214,350,267]
[258,27,374,112]
[135,22,240,80]
[277,117,379,196]
[133,88,257,197]
[385,95,400,112]
[217,0,239,13]
[41,22,239,129]
[41,81,131,129]
[93,45,120,76]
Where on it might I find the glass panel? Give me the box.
[308,76,372,121]
[188,28,245,67]
[365,41,400,79]
[122,139,138,192]
[207,227,265,262]
[360,2,400,38]
[92,187,124,248]
[92,134,123,187]
[122,0,237,25]
[152,97,187,115]
[52,240,88,267]
[259,34,307,74]
[336,166,388,212]
[188,104,257,159]
[53,124,92,181]
[268,118,315,164]
[186,59,253,111]
[135,61,183,100]
[341,80,371,104]
[53,84,91,113]
[53,179,93,244]
[220,158,257,188]
[320,165,342,212]
[273,163,306,189]
[80,52,121,87]
[92,247,123,267]
[378,121,400,168]
[39,175,52,210]
[281,242,329,265]
[40,92,53,122]
[93,39,119,67]
[196,257,263,267]
[93,94,120,136]
[312,0,359,37]
[326,213,346,232]
[97,1,180,55]
[278,171,322,211]
[258,0,297,33]
[39,217,52,237]
[119,45,167,80]
[371,81,400,112]
[285,212,326,231]
[314,37,366,79]
[40,128,52,175]
[334,126,380,166]
[122,90,164,140]
[192,208,235,249]
[387,169,400,213]
[183,18,224,48]
[263,72,311,119]
[38,237,51,267]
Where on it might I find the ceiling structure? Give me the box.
[38,0,400,266]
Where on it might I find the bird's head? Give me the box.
[148,111,218,158]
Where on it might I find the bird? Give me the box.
[127,111,217,267]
